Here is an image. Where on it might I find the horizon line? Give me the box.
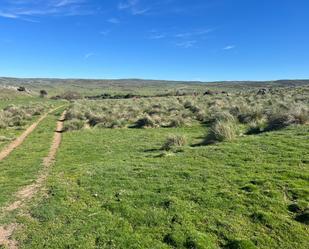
[1,75,308,83]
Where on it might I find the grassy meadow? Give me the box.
[0,95,60,151]
[0,79,308,249]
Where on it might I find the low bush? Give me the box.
[109,119,126,129]
[0,136,12,142]
[291,105,309,124]
[204,120,238,144]
[168,117,186,127]
[161,135,187,151]
[0,104,48,129]
[246,120,266,134]
[265,113,294,131]
[62,86,309,132]
[0,119,8,129]
[64,119,84,131]
[88,114,106,127]
[134,115,158,128]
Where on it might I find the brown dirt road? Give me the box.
[0,110,67,249]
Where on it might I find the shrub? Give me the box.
[64,119,84,131]
[237,110,264,124]
[204,120,238,144]
[60,91,82,100]
[246,120,266,134]
[109,119,126,128]
[40,89,48,98]
[65,109,85,120]
[208,111,235,124]
[195,110,207,122]
[168,117,186,127]
[88,114,105,127]
[184,101,194,109]
[0,136,11,142]
[94,123,109,129]
[134,115,157,128]
[265,113,294,131]
[0,120,7,129]
[161,135,187,151]
[291,105,309,124]
[9,115,26,127]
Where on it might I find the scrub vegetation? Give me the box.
[0,80,308,249]
[0,101,56,150]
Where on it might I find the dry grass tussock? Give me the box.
[0,104,48,129]
[63,87,309,137]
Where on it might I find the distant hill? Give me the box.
[1,77,308,96]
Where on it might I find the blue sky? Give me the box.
[0,0,308,81]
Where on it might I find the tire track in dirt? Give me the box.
[0,106,63,162]
[0,110,67,249]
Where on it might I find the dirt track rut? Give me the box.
[0,106,63,162]
[0,110,67,249]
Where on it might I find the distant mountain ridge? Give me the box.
[1,77,308,96]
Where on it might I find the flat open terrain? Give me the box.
[0,79,308,249]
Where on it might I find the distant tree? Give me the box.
[17,86,26,92]
[40,89,48,98]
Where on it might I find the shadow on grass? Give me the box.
[143,148,161,152]
[246,124,290,135]
[191,140,217,147]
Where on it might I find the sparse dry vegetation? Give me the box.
[0,104,48,129]
[63,86,309,146]
[0,81,308,249]
[161,134,187,151]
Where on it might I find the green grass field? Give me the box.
[0,107,65,211]
[0,80,308,249]
[0,97,61,151]
[13,125,309,249]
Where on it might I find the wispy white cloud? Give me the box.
[131,7,150,15]
[84,52,94,59]
[223,45,235,50]
[118,0,150,15]
[53,0,84,8]
[175,28,213,38]
[148,30,166,39]
[149,34,165,39]
[107,18,120,24]
[0,0,93,21]
[176,40,197,48]
[118,0,139,10]
[148,27,213,48]
[100,30,110,36]
[0,11,18,19]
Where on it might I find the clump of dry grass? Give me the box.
[63,119,85,131]
[0,136,12,142]
[0,104,48,129]
[265,105,309,131]
[204,120,238,144]
[168,117,186,127]
[161,135,187,151]
[134,115,159,128]
[63,86,309,133]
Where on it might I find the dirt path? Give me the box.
[0,110,67,249]
[0,106,63,162]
